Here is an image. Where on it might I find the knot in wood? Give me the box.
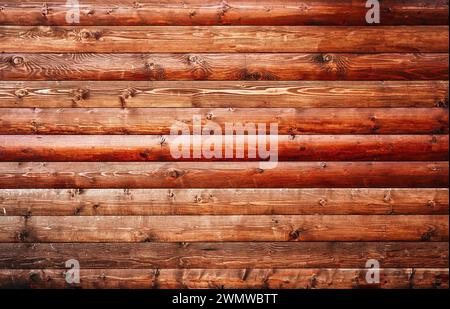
[122,88,137,99]
[248,71,262,80]
[256,168,264,174]
[168,168,185,179]
[119,88,137,107]
[310,275,318,288]
[320,162,327,168]
[41,3,50,16]
[188,55,199,64]
[322,55,333,62]
[159,136,167,146]
[80,29,91,39]
[72,88,90,101]
[421,227,436,241]
[322,54,332,63]
[436,97,449,108]
[29,271,39,282]
[146,62,155,69]
[132,1,143,8]
[218,0,231,17]
[206,112,214,120]
[288,229,301,240]
[11,56,24,66]
[318,198,327,207]
[24,211,32,219]
[431,136,438,144]
[18,230,29,241]
[383,190,393,203]
[79,29,102,41]
[14,88,29,98]
[427,200,436,208]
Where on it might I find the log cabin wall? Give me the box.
[0,0,448,289]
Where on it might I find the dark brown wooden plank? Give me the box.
[1,53,447,81]
[0,215,447,242]
[1,268,447,289]
[1,81,447,108]
[0,162,447,189]
[1,188,448,216]
[0,135,447,162]
[0,242,447,269]
[0,0,447,26]
[1,26,448,52]
[0,108,447,135]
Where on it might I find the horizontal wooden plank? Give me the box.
[0,135,447,162]
[1,242,447,269]
[1,188,448,216]
[1,26,448,53]
[1,81,448,108]
[0,162,447,189]
[1,268,447,289]
[0,215,447,242]
[0,108,447,135]
[1,53,447,81]
[0,0,447,26]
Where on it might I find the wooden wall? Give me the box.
[0,0,448,289]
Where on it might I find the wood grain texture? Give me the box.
[1,53,447,81]
[0,243,447,269]
[0,135,447,162]
[1,268,447,289]
[1,81,448,108]
[0,108,447,135]
[0,162,447,189]
[1,188,448,216]
[0,0,448,26]
[0,215,447,242]
[1,26,448,53]
[0,0,448,291]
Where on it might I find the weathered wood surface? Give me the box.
[0,243,447,269]
[0,0,448,291]
[0,215,447,242]
[1,81,448,108]
[1,53,448,81]
[1,189,448,216]
[0,162,447,189]
[1,26,448,52]
[1,268,447,289]
[0,0,448,26]
[0,108,447,135]
[0,135,447,162]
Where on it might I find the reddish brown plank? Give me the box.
[0,242,447,269]
[0,215,447,242]
[1,53,447,81]
[1,26,448,52]
[0,162,447,189]
[0,135,447,162]
[1,81,447,108]
[0,0,447,26]
[1,188,448,216]
[0,108,447,135]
